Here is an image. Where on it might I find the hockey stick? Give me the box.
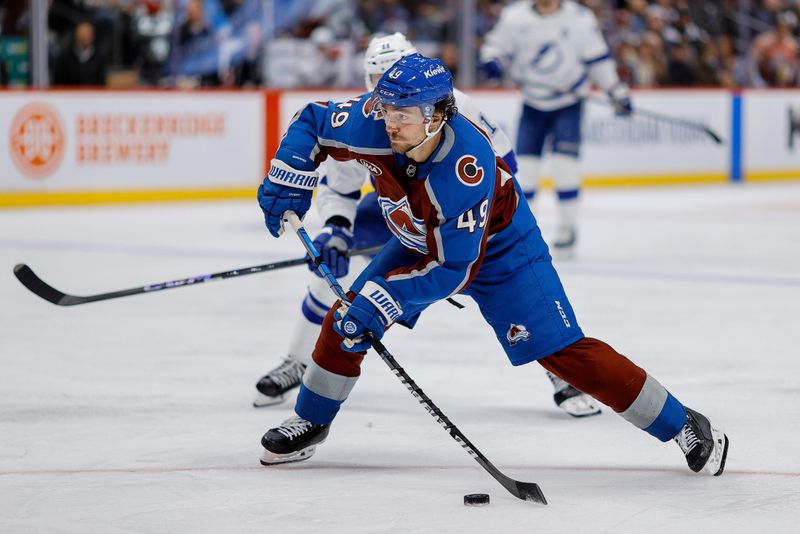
[13,245,383,307]
[517,76,724,144]
[586,94,724,145]
[283,211,547,505]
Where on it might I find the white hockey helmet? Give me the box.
[363,32,418,90]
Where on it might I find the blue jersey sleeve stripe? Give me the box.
[535,73,588,100]
[584,53,611,65]
[568,72,589,93]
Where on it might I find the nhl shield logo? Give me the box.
[506,324,531,347]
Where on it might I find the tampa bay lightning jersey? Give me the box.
[481,0,620,111]
[275,93,532,305]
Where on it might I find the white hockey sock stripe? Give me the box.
[302,361,359,402]
[619,374,668,430]
[303,292,330,320]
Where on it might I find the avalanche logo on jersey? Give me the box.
[456,155,484,186]
[378,195,428,254]
[506,324,531,347]
[363,95,380,118]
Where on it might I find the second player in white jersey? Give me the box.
[480,0,632,253]
[481,0,624,111]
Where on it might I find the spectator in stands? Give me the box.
[178,0,211,50]
[52,20,108,86]
[693,41,723,86]
[643,6,669,39]
[227,20,263,87]
[358,0,410,35]
[605,7,641,53]
[633,31,668,86]
[750,10,799,86]
[718,33,754,86]
[662,7,708,50]
[752,0,788,28]
[475,0,504,39]
[295,25,353,88]
[664,40,697,86]
[409,2,450,44]
[615,39,639,86]
[625,0,649,34]
[439,41,459,80]
[169,0,220,86]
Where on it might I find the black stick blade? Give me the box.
[515,481,547,505]
[477,457,547,504]
[13,264,72,306]
[704,126,724,145]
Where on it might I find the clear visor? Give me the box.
[374,102,427,125]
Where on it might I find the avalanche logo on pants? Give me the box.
[378,195,428,254]
[506,324,531,346]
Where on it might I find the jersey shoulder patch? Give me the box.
[455,155,485,187]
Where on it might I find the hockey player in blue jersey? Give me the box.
[253,32,601,418]
[480,0,633,254]
[256,55,728,478]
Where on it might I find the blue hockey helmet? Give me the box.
[373,54,456,122]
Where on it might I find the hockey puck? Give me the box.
[463,493,490,506]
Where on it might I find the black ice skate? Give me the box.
[260,415,330,465]
[253,358,306,407]
[546,371,602,417]
[674,407,729,476]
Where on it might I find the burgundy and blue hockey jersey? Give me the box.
[274,93,550,313]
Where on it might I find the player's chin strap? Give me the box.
[280,210,547,505]
[406,116,446,160]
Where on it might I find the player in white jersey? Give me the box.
[480,0,632,253]
[253,32,602,418]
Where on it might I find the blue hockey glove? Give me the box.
[310,221,354,278]
[257,181,312,238]
[257,159,318,238]
[333,280,403,352]
[609,84,633,117]
[481,60,503,80]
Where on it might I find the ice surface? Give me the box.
[1,183,799,533]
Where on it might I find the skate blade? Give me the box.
[252,392,286,408]
[559,395,602,418]
[259,445,317,466]
[705,428,729,476]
